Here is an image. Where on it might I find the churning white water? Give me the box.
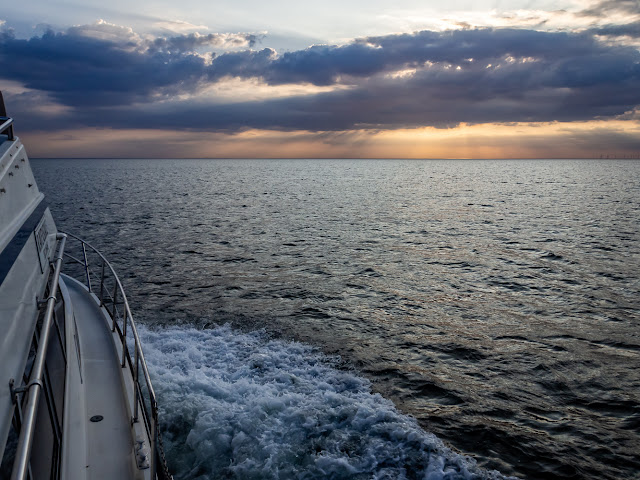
[140,325,513,480]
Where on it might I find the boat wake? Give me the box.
[139,324,514,479]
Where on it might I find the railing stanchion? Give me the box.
[121,306,128,367]
[82,242,92,292]
[150,409,157,480]
[111,285,118,332]
[99,259,106,307]
[133,345,140,423]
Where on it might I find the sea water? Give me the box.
[32,159,640,479]
[139,324,506,479]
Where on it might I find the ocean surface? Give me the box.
[31,158,640,480]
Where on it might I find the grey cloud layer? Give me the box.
[1,22,639,132]
[579,0,640,17]
[592,21,640,38]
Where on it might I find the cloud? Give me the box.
[591,21,640,38]
[66,20,142,46]
[149,32,261,53]
[1,21,639,134]
[0,21,259,107]
[261,28,633,86]
[579,0,640,17]
[153,20,209,33]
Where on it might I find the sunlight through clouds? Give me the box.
[1,0,639,158]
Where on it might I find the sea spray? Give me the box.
[138,324,514,480]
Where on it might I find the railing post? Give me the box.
[111,285,118,332]
[82,242,92,292]
[121,304,128,367]
[133,342,140,423]
[99,259,106,307]
[150,408,157,480]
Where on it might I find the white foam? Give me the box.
[139,324,514,479]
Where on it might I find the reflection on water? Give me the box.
[33,158,640,479]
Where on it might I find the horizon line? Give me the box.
[30,156,640,161]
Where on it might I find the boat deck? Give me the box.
[61,275,138,480]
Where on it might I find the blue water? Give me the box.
[32,158,640,479]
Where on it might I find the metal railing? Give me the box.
[0,116,14,140]
[60,232,172,480]
[10,234,66,480]
[0,90,15,140]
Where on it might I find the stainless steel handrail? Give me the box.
[11,233,67,480]
[60,232,165,480]
[0,116,15,140]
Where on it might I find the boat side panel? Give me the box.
[0,138,57,455]
[0,208,57,456]
[0,139,44,253]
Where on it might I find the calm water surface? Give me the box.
[32,159,640,479]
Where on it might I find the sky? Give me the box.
[1,0,639,158]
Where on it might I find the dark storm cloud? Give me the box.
[591,21,640,38]
[0,23,258,107]
[1,22,639,132]
[67,61,640,132]
[263,28,629,86]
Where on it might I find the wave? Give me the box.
[139,324,514,480]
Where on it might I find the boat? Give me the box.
[0,91,173,479]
